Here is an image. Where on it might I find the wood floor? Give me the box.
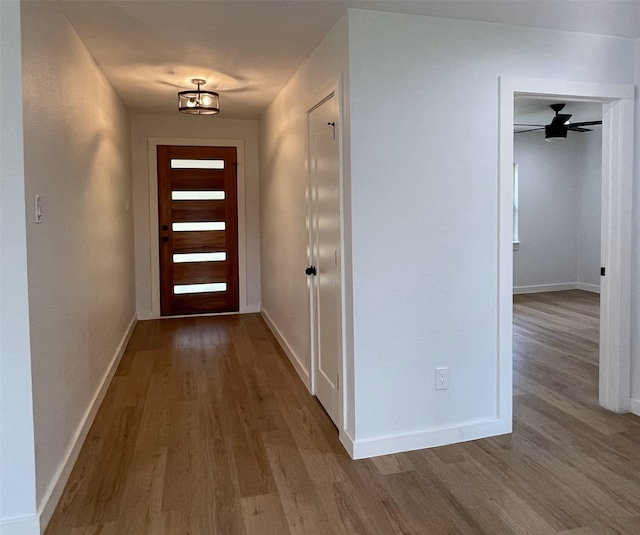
[45,291,640,534]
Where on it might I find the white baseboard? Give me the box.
[513,282,600,295]
[37,314,137,534]
[339,429,357,459]
[260,307,312,393]
[345,417,511,459]
[0,515,40,535]
[138,304,261,321]
[631,398,640,417]
[576,282,600,293]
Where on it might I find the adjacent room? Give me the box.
[512,97,606,436]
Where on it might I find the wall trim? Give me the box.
[631,398,640,417]
[513,282,600,294]
[261,307,311,392]
[138,305,261,321]
[0,515,40,535]
[37,314,137,534]
[346,418,510,460]
[576,282,601,294]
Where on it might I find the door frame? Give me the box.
[306,84,347,432]
[147,137,248,318]
[498,76,634,415]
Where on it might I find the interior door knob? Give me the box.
[305,266,317,276]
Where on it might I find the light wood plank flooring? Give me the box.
[45,291,640,534]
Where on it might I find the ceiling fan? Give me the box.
[515,103,602,142]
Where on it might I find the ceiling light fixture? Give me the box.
[544,123,567,142]
[178,79,219,115]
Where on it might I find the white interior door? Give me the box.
[308,93,341,426]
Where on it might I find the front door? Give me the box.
[308,94,341,426]
[157,145,238,316]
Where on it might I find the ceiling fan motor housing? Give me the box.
[545,123,567,141]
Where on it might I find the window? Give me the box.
[513,163,520,251]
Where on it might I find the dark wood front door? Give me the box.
[157,145,239,316]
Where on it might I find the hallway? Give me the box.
[45,300,640,534]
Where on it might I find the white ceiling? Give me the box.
[56,0,640,120]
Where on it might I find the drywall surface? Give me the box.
[632,37,640,404]
[130,115,261,318]
[259,15,351,427]
[513,130,601,291]
[576,132,603,289]
[0,0,38,530]
[21,0,135,508]
[346,10,634,445]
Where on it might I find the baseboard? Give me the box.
[631,398,640,417]
[513,282,600,295]
[575,282,600,293]
[260,307,312,393]
[138,305,261,321]
[0,514,40,535]
[339,429,357,459]
[37,313,137,534]
[347,417,511,459]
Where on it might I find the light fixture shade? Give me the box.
[178,79,219,115]
[545,123,567,142]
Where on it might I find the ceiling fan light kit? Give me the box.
[544,123,567,142]
[178,79,219,115]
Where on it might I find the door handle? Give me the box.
[305,266,317,276]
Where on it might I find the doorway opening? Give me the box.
[146,137,249,319]
[512,98,604,409]
[498,77,634,425]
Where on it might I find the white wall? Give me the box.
[259,16,351,427]
[346,10,634,455]
[131,115,261,318]
[0,1,38,532]
[576,132,603,290]
[632,38,640,410]
[513,130,601,293]
[20,1,136,527]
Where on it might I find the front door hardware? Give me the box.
[305,266,317,276]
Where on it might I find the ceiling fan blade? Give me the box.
[551,113,572,126]
[514,127,545,133]
[514,123,545,127]
[568,120,602,127]
[567,126,592,132]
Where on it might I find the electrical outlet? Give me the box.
[436,367,449,390]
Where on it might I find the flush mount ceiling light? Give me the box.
[178,79,219,115]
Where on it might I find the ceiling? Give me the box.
[56,0,640,120]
